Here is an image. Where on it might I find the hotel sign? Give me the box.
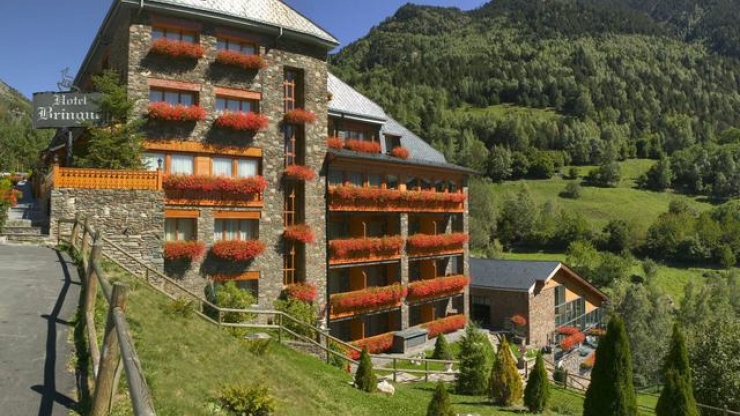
[32,92,103,129]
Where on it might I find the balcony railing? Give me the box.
[329,186,465,213]
[406,233,468,257]
[329,284,406,318]
[45,164,163,191]
[163,174,266,207]
[328,236,403,265]
[406,275,469,302]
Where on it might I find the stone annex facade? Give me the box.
[49,0,472,348]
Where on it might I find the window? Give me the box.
[385,135,401,152]
[420,178,432,191]
[153,27,196,43]
[338,129,367,140]
[555,286,565,306]
[217,38,256,54]
[165,218,196,241]
[142,152,164,171]
[328,220,348,240]
[214,219,258,241]
[348,172,363,187]
[149,89,196,106]
[284,70,297,112]
[368,173,382,188]
[213,158,232,176]
[386,175,399,190]
[216,96,255,113]
[435,180,446,192]
[328,170,343,186]
[406,177,418,190]
[237,159,258,178]
[170,154,194,175]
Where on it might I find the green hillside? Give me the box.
[0,80,50,172]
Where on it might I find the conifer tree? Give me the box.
[432,333,453,360]
[354,347,377,393]
[456,323,493,395]
[524,352,550,413]
[427,381,454,416]
[583,316,638,416]
[489,337,523,406]
[656,324,698,416]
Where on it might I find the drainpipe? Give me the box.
[277,26,283,41]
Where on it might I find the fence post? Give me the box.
[277,313,282,344]
[80,217,90,259]
[564,370,569,390]
[725,406,728,416]
[425,360,429,383]
[393,358,397,383]
[85,230,104,373]
[91,283,128,416]
[71,213,81,247]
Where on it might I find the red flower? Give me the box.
[214,112,269,132]
[330,284,406,315]
[423,314,466,338]
[148,102,206,122]
[284,165,316,181]
[283,282,318,303]
[164,241,206,261]
[284,109,317,124]
[326,137,344,150]
[510,314,527,326]
[150,38,204,59]
[211,240,265,262]
[163,175,267,198]
[407,233,468,255]
[347,333,395,360]
[581,351,596,369]
[0,189,19,207]
[329,186,465,211]
[559,332,586,351]
[345,139,381,154]
[214,50,266,70]
[407,275,469,301]
[558,326,581,336]
[390,146,410,159]
[283,224,315,244]
[328,236,404,260]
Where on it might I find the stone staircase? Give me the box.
[1,182,50,246]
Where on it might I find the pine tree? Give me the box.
[583,316,638,416]
[489,337,523,406]
[456,323,493,395]
[354,347,377,393]
[427,381,454,416]
[656,324,698,416]
[432,333,453,360]
[524,352,550,413]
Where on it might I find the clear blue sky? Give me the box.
[0,0,484,99]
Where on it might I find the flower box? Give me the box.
[558,326,581,336]
[214,112,268,132]
[345,139,381,154]
[214,50,266,70]
[407,275,469,301]
[328,236,404,262]
[284,165,316,181]
[423,314,466,338]
[326,137,344,150]
[283,224,315,244]
[390,146,410,159]
[284,108,317,124]
[580,352,596,369]
[329,186,465,212]
[406,233,468,256]
[163,175,267,199]
[510,314,527,327]
[330,284,406,315]
[348,333,395,360]
[149,38,204,59]
[283,282,317,303]
[148,102,206,122]
[559,332,586,351]
[164,241,206,261]
[211,240,265,262]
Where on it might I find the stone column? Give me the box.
[400,212,409,330]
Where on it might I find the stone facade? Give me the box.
[529,285,556,347]
[471,287,530,332]
[50,188,164,274]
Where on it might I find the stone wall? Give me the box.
[470,287,529,332]
[50,188,164,274]
[529,285,556,347]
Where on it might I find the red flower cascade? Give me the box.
[284,109,317,124]
[149,38,204,59]
[164,241,206,261]
[559,332,586,351]
[283,224,315,244]
[423,314,467,338]
[558,326,581,336]
[328,236,404,260]
[163,175,267,197]
[148,102,206,122]
[348,333,395,360]
[407,275,469,301]
[284,165,316,181]
[211,240,265,262]
[329,186,465,210]
[283,282,318,303]
[214,112,269,132]
[390,146,410,159]
[407,233,469,255]
[330,284,406,315]
[326,137,344,150]
[345,139,381,154]
[510,314,527,326]
[214,50,266,70]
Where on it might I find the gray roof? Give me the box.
[144,0,339,45]
[382,117,447,164]
[328,73,387,122]
[470,259,561,291]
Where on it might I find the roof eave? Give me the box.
[74,0,125,88]
[327,149,476,175]
[328,110,386,125]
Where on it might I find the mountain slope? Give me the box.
[0,80,50,172]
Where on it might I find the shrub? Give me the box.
[214,111,269,132]
[524,352,550,412]
[432,333,453,360]
[163,240,206,261]
[282,282,317,303]
[217,382,276,416]
[354,347,377,392]
[407,275,469,300]
[326,137,344,149]
[148,102,206,122]
[427,381,454,416]
[345,139,381,153]
[424,314,467,338]
[390,146,410,159]
[245,339,272,356]
[489,337,523,406]
[149,38,204,59]
[284,108,316,124]
[211,240,265,262]
[273,298,317,338]
[456,323,493,395]
[560,182,582,199]
[164,297,196,318]
[214,50,266,70]
[331,284,406,314]
[205,281,256,324]
[283,224,315,244]
[283,165,316,181]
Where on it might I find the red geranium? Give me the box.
[328,236,404,260]
[163,175,267,197]
[214,112,269,132]
[284,165,316,181]
[326,137,344,150]
[345,139,381,154]
[559,332,586,351]
[0,189,19,207]
[423,314,466,338]
[284,108,317,124]
[149,38,204,59]
[148,102,206,122]
[283,282,318,303]
[214,50,266,70]
[390,146,410,159]
[407,275,469,301]
[406,233,468,255]
[581,351,596,369]
[283,224,315,244]
[510,314,527,327]
[347,333,395,360]
[329,186,466,211]
[211,240,265,262]
[330,284,406,315]
[558,326,581,336]
[164,241,206,261]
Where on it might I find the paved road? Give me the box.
[0,245,81,415]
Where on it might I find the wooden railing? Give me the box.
[47,163,163,191]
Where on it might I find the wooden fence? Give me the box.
[46,163,162,191]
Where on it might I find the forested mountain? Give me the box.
[331,0,740,195]
[0,80,50,172]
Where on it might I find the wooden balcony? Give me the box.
[328,186,465,213]
[163,175,266,207]
[328,236,403,265]
[406,233,468,257]
[45,164,163,191]
[329,284,406,319]
[406,275,469,302]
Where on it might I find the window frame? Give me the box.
[214,218,259,242]
[164,217,197,241]
[152,26,199,43]
[149,88,198,106]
